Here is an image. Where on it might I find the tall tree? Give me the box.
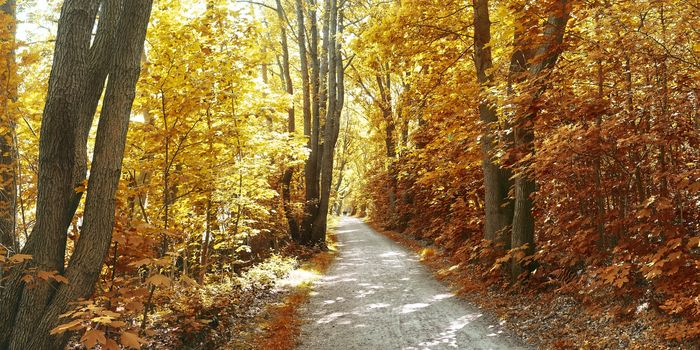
[0,0,153,348]
[276,0,301,242]
[311,0,345,242]
[0,0,16,253]
[290,0,347,245]
[472,0,514,250]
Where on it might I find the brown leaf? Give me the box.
[104,339,120,350]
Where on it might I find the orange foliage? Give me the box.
[255,290,309,350]
[253,233,338,350]
[353,0,700,347]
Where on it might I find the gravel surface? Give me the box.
[298,217,530,350]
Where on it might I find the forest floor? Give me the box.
[296,217,527,350]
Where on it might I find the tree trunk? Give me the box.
[295,0,318,244]
[0,0,17,253]
[277,0,300,242]
[199,199,213,283]
[0,0,152,347]
[472,0,514,249]
[311,0,343,243]
[0,2,99,346]
[377,72,397,220]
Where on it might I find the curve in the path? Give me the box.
[298,217,530,350]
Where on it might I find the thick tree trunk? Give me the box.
[0,2,99,346]
[510,123,536,276]
[0,0,16,253]
[295,0,319,244]
[65,0,122,232]
[376,72,397,220]
[301,0,323,243]
[472,0,514,249]
[0,1,152,348]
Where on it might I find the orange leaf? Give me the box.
[9,254,32,263]
[109,320,127,328]
[50,319,83,335]
[688,237,700,249]
[145,274,171,287]
[125,301,144,311]
[120,331,145,349]
[128,258,152,267]
[81,329,106,349]
[53,274,69,284]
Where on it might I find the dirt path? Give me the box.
[298,217,530,350]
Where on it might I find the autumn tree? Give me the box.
[0,0,153,348]
[268,0,347,245]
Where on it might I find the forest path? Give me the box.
[297,217,529,350]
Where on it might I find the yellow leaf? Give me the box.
[91,316,114,324]
[74,179,88,193]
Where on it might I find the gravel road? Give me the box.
[298,216,530,350]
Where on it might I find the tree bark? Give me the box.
[300,0,323,243]
[0,2,99,346]
[294,0,317,244]
[472,0,514,249]
[311,0,343,243]
[376,72,397,220]
[65,0,122,232]
[277,0,301,242]
[0,0,16,253]
[0,0,152,347]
